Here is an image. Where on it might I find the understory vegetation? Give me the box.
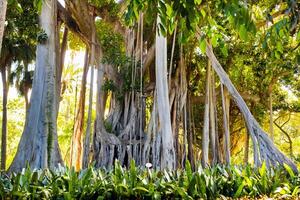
[0,161,299,199]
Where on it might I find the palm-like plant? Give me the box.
[0,162,299,199]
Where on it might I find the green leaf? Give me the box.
[283,163,295,178]
[262,39,267,49]
[132,0,139,19]
[279,29,285,37]
[185,160,193,180]
[275,51,280,59]
[133,186,149,193]
[221,45,228,57]
[31,171,39,183]
[211,35,218,47]
[16,3,23,13]
[195,0,202,5]
[33,0,42,13]
[297,31,300,41]
[63,192,72,200]
[159,23,167,37]
[292,186,299,196]
[129,159,137,188]
[200,9,206,18]
[259,162,267,177]
[199,39,206,54]
[234,181,245,198]
[208,17,217,26]
[166,4,173,18]
[276,42,283,53]
[239,25,248,41]
[158,0,167,14]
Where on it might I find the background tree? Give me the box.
[0,0,38,169]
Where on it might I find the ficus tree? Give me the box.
[9,0,62,172]
[3,0,299,173]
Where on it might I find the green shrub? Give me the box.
[0,161,299,199]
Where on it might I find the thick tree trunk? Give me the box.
[1,67,8,170]
[206,43,298,172]
[93,62,121,168]
[155,16,175,170]
[202,60,211,167]
[70,49,89,170]
[82,31,96,168]
[9,0,62,172]
[90,23,148,169]
[82,65,94,168]
[0,0,7,54]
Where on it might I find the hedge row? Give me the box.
[0,161,299,199]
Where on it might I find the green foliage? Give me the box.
[67,31,85,51]
[88,0,120,19]
[0,97,26,168]
[125,0,257,46]
[37,30,48,44]
[33,0,42,13]
[95,21,125,64]
[9,64,34,96]
[96,20,142,100]
[223,1,256,41]
[2,0,39,63]
[0,163,299,199]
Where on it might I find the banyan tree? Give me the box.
[6,0,299,173]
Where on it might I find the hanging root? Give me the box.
[206,43,298,173]
[251,121,298,172]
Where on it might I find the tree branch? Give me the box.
[274,121,293,157]
[57,1,89,44]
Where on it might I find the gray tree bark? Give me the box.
[206,43,298,172]
[9,0,63,172]
[202,60,211,167]
[155,16,175,170]
[209,70,217,165]
[212,73,221,163]
[82,32,96,168]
